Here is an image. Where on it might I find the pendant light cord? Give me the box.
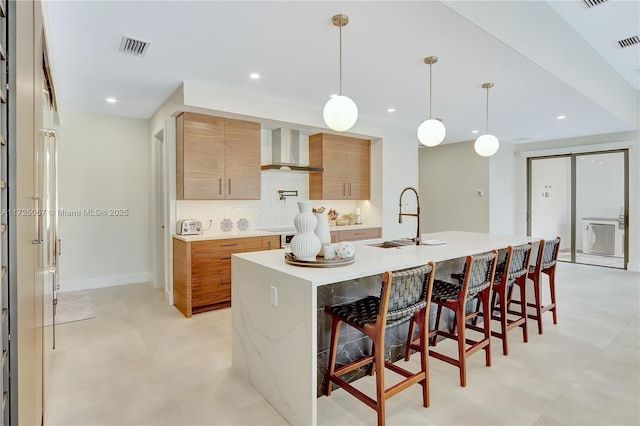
[339,23,343,96]
[429,62,433,120]
[485,85,490,134]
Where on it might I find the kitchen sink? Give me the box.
[368,238,417,249]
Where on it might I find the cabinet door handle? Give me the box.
[220,243,238,247]
[228,178,231,195]
[268,240,272,249]
[221,281,231,285]
[355,232,365,235]
[348,183,352,196]
[342,183,345,196]
[218,178,222,195]
[220,257,232,260]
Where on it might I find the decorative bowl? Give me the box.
[335,241,355,259]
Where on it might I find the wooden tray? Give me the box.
[284,252,355,268]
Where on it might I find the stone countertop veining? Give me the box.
[172,224,382,242]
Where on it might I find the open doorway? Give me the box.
[527,150,628,269]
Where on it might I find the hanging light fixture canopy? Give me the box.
[474,82,499,157]
[323,14,358,132]
[417,56,446,147]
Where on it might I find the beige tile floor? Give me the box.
[45,262,639,426]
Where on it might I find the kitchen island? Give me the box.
[231,231,536,425]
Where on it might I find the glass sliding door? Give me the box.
[575,151,626,268]
[527,150,628,269]
[529,156,573,261]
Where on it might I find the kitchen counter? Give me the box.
[173,224,382,242]
[231,231,538,425]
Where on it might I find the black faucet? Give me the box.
[398,186,421,246]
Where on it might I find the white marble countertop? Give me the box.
[233,231,537,287]
[172,224,382,242]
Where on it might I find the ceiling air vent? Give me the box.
[618,35,640,48]
[583,0,608,8]
[119,35,150,57]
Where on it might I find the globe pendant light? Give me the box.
[474,82,499,157]
[417,56,446,146]
[323,14,358,132]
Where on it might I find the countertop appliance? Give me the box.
[177,219,203,235]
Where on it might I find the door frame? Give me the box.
[526,149,629,269]
[151,128,169,293]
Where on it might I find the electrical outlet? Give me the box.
[270,286,278,307]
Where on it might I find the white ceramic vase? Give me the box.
[290,201,321,261]
[314,212,331,256]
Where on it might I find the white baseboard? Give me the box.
[628,262,640,272]
[59,272,152,292]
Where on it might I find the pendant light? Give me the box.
[417,56,446,146]
[323,14,358,132]
[474,82,499,157]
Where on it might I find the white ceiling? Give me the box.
[44,0,639,145]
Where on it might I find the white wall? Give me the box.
[489,141,516,234]
[418,141,490,233]
[58,111,150,291]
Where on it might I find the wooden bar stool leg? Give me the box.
[481,291,492,366]
[456,303,467,387]
[416,309,430,408]
[534,275,543,334]
[498,286,509,355]
[518,279,529,343]
[374,336,386,426]
[549,271,558,324]
[325,318,342,396]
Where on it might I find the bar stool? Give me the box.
[424,251,497,387]
[324,263,436,426]
[485,243,532,355]
[520,237,561,334]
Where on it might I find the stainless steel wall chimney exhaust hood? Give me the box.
[261,128,323,172]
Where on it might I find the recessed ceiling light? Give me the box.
[471,130,479,134]
[105,97,117,103]
[387,108,396,113]
[330,94,338,98]
[557,115,566,120]
[249,73,260,79]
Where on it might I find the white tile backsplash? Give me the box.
[176,130,362,237]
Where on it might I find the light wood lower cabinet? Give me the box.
[173,236,280,317]
[330,227,381,243]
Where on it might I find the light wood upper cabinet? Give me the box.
[176,112,261,200]
[309,133,371,200]
[225,117,261,199]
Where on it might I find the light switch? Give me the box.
[270,286,278,307]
